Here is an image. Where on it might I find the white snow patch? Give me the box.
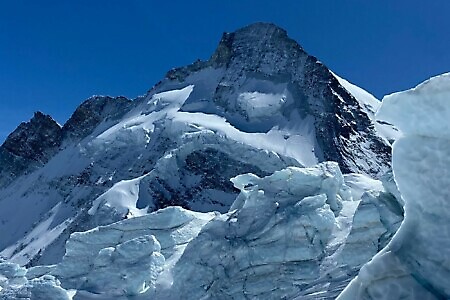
[174,111,318,166]
[1,203,72,266]
[237,91,286,118]
[88,175,148,218]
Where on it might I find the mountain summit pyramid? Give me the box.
[152,22,392,175]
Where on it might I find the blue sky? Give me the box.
[0,0,449,142]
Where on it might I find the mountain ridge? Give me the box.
[0,22,394,268]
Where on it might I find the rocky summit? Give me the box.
[0,111,62,188]
[157,23,392,176]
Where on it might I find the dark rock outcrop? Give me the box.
[62,96,132,141]
[0,112,62,187]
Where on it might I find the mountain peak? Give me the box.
[210,22,304,68]
[233,22,288,40]
[1,111,62,159]
[62,95,132,141]
[158,23,391,177]
[0,111,62,186]
[30,111,59,126]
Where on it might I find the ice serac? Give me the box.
[162,162,396,299]
[0,112,62,187]
[153,22,391,176]
[338,73,450,300]
[0,164,403,299]
[0,261,71,300]
[53,207,215,297]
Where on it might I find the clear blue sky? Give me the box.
[1,0,449,142]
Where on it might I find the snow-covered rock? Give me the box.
[61,95,132,142]
[338,73,450,300]
[333,73,401,143]
[161,23,391,176]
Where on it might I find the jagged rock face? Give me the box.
[157,23,391,177]
[62,95,132,141]
[0,112,62,187]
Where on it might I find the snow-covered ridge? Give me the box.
[332,72,401,142]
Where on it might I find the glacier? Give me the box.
[0,162,404,299]
[338,73,450,299]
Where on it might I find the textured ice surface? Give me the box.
[156,162,401,299]
[339,73,450,300]
[54,207,215,297]
[335,190,403,269]
[0,262,72,300]
[164,163,341,299]
[377,72,450,138]
[0,162,404,299]
[79,234,164,296]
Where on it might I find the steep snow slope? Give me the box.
[338,73,450,300]
[332,73,401,143]
[0,22,392,268]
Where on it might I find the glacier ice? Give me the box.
[335,190,403,269]
[0,161,405,299]
[54,206,215,297]
[0,261,71,300]
[79,234,164,296]
[159,162,400,299]
[338,73,450,300]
